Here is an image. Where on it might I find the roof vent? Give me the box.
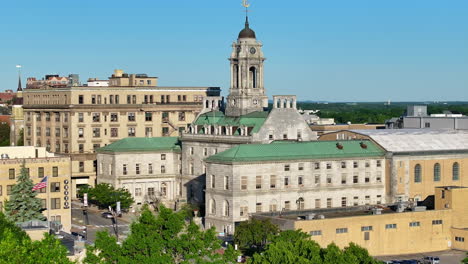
[336,143,343,150]
[360,142,367,149]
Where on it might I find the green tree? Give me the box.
[248,229,382,264]
[4,162,45,222]
[85,205,239,263]
[234,218,279,255]
[462,253,468,263]
[86,183,134,210]
[0,213,73,264]
[16,128,24,146]
[0,123,9,146]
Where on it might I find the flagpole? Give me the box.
[47,176,50,229]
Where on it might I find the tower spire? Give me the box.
[16,65,23,91]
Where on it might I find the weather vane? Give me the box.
[242,0,250,17]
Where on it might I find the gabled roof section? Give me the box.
[193,110,269,134]
[206,140,384,163]
[97,137,180,153]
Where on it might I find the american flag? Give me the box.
[32,176,48,191]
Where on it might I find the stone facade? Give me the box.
[205,154,386,234]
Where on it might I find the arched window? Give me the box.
[210,199,216,215]
[297,197,305,210]
[433,163,441,182]
[223,200,230,216]
[452,162,460,181]
[414,164,422,183]
[233,64,239,88]
[249,67,257,88]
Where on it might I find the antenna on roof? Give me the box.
[242,0,251,22]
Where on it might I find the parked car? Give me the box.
[101,212,114,219]
[422,256,440,264]
[402,260,419,264]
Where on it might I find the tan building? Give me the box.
[0,146,72,232]
[22,69,220,196]
[254,186,468,256]
[320,129,468,203]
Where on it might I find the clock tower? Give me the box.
[225,16,268,117]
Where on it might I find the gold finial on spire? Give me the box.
[242,0,250,8]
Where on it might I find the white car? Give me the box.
[422,256,440,264]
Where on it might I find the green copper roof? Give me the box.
[205,140,384,163]
[97,137,181,153]
[193,111,269,135]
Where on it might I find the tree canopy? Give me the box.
[80,183,134,210]
[84,205,239,264]
[4,163,45,222]
[234,218,279,255]
[248,229,383,264]
[0,212,72,264]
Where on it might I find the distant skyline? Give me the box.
[1,0,468,101]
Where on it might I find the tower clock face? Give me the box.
[250,47,256,54]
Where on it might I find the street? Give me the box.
[71,201,130,242]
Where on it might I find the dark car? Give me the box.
[402,260,419,264]
[101,212,114,219]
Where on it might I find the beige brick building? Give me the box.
[22,69,220,196]
[0,146,71,232]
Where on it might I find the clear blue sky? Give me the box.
[1,0,468,101]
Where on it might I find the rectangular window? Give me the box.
[241,176,248,190]
[310,230,322,236]
[147,187,155,196]
[284,176,290,187]
[210,175,215,189]
[432,220,443,225]
[9,169,15,179]
[161,154,166,160]
[364,232,370,241]
[45,127,51,136]
[455,237,465,242]
[365,173,370,183]
[270,175,276,189]
[204,148,208,156]
[145,127,153,137]
[376,172,382,183]
[110,113,118,122]
[78,113,84,122]
[376,160,382,167]
[123,164,127,175]
[256,176,262,189]
[298,176,304,186]
[353,175,359,184]
[409,221,420,227]
[51,182,60,192]
[365,161,370,168]
[327,198,332,208]
[178,112,186,121]
[147,163,153,174]
[256,203,262,213]
[341,173,347,184]
[341,161,346,168]
[376,195,382,204]
[51,198,61,209]
[79,161,84,172]
[108,127,117,137]
[298,163,304,171]
[336,228,348,234]
[353,161,358,168]
[269,204,277,212]
[91,95,96,104]
[284,164,290,171]
[314,174,320,185]
[353,196,359,206]
[315,199,321,209]
[326,163,332,169]
[361,226,373,231]
[128,127,136,137]
[7,185,13,195]
[162,127,169,136]
[284,201,290,210]
[92,113,100,122]
[38,167,44,178]
[93,128,100,138]
[78,128,84,138]
[128,112,136,122]
[327,174,332,185]
[135,188,142,196]
[314,162,320,169]
[341,197,347,207]
[135,164,140,175]
[385,224,397,229]
[145,112,152,121]
[161,165,166,173]
[79,144,84,153]
[78,95,84,104]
